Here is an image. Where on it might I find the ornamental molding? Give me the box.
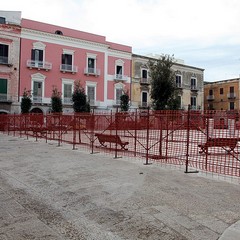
[21,28,109,53]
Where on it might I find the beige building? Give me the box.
[204,78,240,110]
[0,11,21,113]
[131,54,204,110]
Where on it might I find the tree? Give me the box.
[72,80,90,113]
[148,54,180,110]
[120,91,129,112]
[21,88,32,113]
[51,87,62,113]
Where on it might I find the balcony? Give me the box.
[89,99,100,107]
[63,97,72,105]
[176,83,183,88]
[113,99,121,107]
[207,95,215,101]
[139,102,151,108]
[190,85,199,92]
[114,74,128,81]
[32,96,42,103]
[140,78,150,85]
[84,68,100,76]
[60,64,78,74]
[0,94,12,102]
[227,93,236,99]
[27,60,52,71]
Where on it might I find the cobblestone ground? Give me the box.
[0,133,240,240]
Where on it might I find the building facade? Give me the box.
[19,19,132,113]
[204,78,240,110]
[131,54,205,110]
[0,11,206,114]
[0,11,21,114]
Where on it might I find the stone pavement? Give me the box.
[0,133,240,240]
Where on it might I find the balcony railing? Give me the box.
[114,74,128,81]
[139,102,151,108]
[207,95,215,101]
[84,68,100,76]
[60,64,78,74]
[113,99,121,106]
[140,78,150,85]
[27,60,52,71]
[89,99,100,107]
[0,93,12,102]
[32,96,42,103]
[176,83,182,88]
[227,93,236,99]
[0,56,8,64]
[190,85,199,91]
[63,97,72,105]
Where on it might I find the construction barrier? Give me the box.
[1,109,240,177]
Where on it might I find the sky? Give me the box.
[2,0,240,82]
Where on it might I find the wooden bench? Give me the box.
[95,133,129,150]
[31,126,48,137]
[198,137,240,154]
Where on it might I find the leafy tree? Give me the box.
[51,87,63,113]
[72,80,90,113]
[148,54,180,110]
[21,88,32,113]
[120,91,129,112]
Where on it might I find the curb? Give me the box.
[219,220,240,240]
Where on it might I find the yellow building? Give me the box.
[131,54,204,110]
[204,78,240,110]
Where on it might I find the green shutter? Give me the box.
[0,79,7,94]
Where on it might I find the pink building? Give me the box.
[0,11,21,114]
[20,19,132,113]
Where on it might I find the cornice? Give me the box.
[21,28,109,53]
[108,49,132,60]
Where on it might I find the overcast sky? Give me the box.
[2,0,240,82]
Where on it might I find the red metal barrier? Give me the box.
[1,110,240,177]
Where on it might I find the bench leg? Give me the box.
[120,144,128,150]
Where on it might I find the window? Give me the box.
[0,44,8,64]
[0,17,6,24]
[87,58,96,73]
[229,86,235,98]
[209,89,213,95]
[116,65,123,78]
[230,86,234,93]
[33,82,43,103]
[62,54,72,71]
[220,88,223,94]
[230,102,235,110]
[31,73,46,103]
[142,69,147,79]
[0,78,7,100]
[177,95,182,109]
[87,86,95,105]
[115,59,125,80]
[55,30,63,35]
[63,84,72,104]
[190,96,197,110]
[116,88,123,105]
[31,49,43,67]
[191,77,197,90]
[176,75,182,88]
[141,92,148,107]
[209,103,214,110]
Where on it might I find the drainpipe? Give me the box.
[18,32,22,104]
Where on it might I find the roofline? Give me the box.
[132,53,205,71]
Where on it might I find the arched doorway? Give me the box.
[30,107,43,114]
[0,110,9,114]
